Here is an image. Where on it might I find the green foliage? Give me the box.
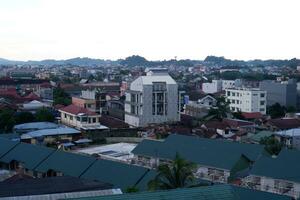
[35,108,55,122]
[15,112,35,124]
[260,136,282,155]
[0,109,16,133]
[206,96,230,121]
[267,103,286,119]
[148,153,197,190]
[125,186,139,193]
[232,111,245,120]
[286,106,296,113]
[53,87,71,106]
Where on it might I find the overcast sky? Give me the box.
[0,0,299,61]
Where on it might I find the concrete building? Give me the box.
[202,80,222,94]
[59,104,107,131]
[72,88,107,114]
[125,68,179,127]
[226,88,267,114]
[259,79,297,108]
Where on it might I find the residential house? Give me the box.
[59,104,107,131]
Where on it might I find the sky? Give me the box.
[0,0,299,61]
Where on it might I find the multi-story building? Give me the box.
[259,79,297,108]
[71,89,107,114]
[225,88,267,114]
[124,68,179,127]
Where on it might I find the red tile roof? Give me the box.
[268,118,300,130]
[59,104,98,115]
[241,112,263,119]
[24,92,40,101]
[223,118,254,128]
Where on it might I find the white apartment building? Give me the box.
[124,68,179,127]
[225,88,267,114]
[202,79,242,94]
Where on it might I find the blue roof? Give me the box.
[0,143,55,170]
[68,184,290,200]
[81,159,155,190]
[14,122,59,131]
[133,134,264,170]
[21,127,81,139]
[251,149,300,183]
[35,150,96,177]
[0,138,19,158]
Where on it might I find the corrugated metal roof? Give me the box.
[251,149,300,183]
[132,134,264,170]
[0,138,19,158]
[0,143,55,170]
[68,185,290,200]
[35,150,96,177]
[21,127,81,139]
[14,122,59,131]
[81,159,155,190]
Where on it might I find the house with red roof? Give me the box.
[59,104,108,131]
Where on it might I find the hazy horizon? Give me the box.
[1,0,299,61]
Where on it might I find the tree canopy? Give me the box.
[148,153,197,190]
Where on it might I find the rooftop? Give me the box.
[14,122,59,132]
[69,184,290,200]
[132,134,264,170]
[21,127,81,139]
[250,149,300,183]
[59,104,99,116]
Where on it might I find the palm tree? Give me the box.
[205,96,230,121]
[148,153,197,190]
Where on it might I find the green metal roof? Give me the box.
[35,150,96,177]
[251,149,300,183]
[248,131,274,143]
[81,159,156,190]
[0,142,55,170]
[133,135,264,170]
[67,184,290,200]
[0,138,19,158]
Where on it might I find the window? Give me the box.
[232,92,235,96]
[131,105,136,114]
[69,116,73,120]
[131,94,136,103]
[260,93,265,98]
[253,94,258,96]
[260,101,265,105]
[93,118,96,123]
[232,100,235,104]
[260,108,265,112]
[227,91,230,96]
[64,113,67,118]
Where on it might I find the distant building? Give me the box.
[259,79,297,108]
[202,80,222,94]
[72,88,107,114]
[225,88,267,114]
[125,68,179,127]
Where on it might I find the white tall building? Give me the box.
[225,88,267,114]
[125,68,180,127]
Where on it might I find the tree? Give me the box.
[125,186,139,193]
[0,109,16,133]
[232,111,245,120]
[205,96,230,121]
[267,103,286,119]
[35,108,55,122]
[148,153,197,190]
[15,112,35,124]
[53,87,71,106]
[260,136,282,155]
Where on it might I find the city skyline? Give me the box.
[0,0,300,61]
